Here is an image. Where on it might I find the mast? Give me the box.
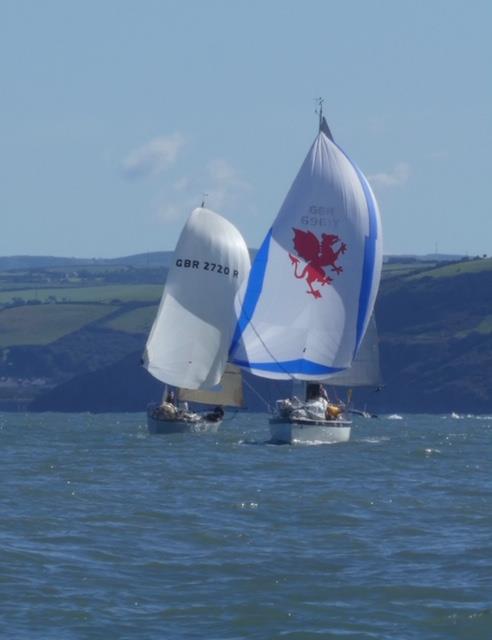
[316,97,334,141]
[317,97,324,132]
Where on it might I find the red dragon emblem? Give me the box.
[289,228,347,298]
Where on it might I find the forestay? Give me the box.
[230,121,382,380]
[143,208,251,389]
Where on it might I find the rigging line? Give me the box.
[316,96,324,130]
[233,289,298,382]
[241,374,273,413]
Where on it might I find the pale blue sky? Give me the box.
[1,0,490,258]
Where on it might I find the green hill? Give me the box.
[0,304,117,347]
[0,255,491,413]
[375,257,492,413]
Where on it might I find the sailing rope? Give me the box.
[241,375,273,414]
[233,290,298,383]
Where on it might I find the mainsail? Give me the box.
[178,364,244,407]
[322,314,382,387]
[143,207,251,390]
[230,117,383,380]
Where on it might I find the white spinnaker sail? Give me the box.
[230,123,382,380]
[143,208,251,389]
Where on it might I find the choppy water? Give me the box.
[0,412,491,639]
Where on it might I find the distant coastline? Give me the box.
[0,252,491,414]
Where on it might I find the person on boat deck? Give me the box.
[306,383,342,420]
[306,383,328,403]
[165,390,176,406]
[205,406,224,422]
[305,383,329,417]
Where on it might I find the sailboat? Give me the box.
[270,313,382,438]
[230,104,383,444]
[143,206,251,434]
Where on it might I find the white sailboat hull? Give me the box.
[269,396,351,444]
[146,405,222,435]
[269,417,351,444]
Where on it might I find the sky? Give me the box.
[1,0,491,258]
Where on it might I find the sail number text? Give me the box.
[175,258,239,277]
[301,205,340,229]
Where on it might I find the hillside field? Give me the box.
[0,255,490,412]
[0,304,117,347]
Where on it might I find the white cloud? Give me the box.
[156,201,187,223]
[207,158,248,187]
[154,158,251,224]
[204,158,251,210]
[368,162,410,189]
[122,133,185,179]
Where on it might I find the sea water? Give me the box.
[0,412,490,640]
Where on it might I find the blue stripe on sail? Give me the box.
[332,142,379,353]
[233,357,346,376]
[353,171,378,350]
[228,229,273,358]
